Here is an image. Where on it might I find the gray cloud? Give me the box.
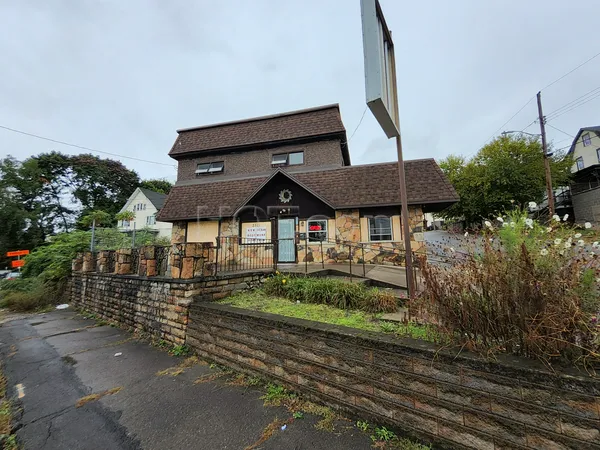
[0,0,598,183]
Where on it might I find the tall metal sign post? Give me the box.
[360,0,415,298]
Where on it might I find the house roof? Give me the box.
[156,159,459,222]
[139,188,167,210]
[168,104,347,160]
[568,126,600,155]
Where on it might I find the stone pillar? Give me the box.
[177,243,215,279]
[138,246,157,276]
[115,248,133,275]
[72,253,84,272]
[96,250,114,273]
[407,206,426,254]
[82,252,96,272]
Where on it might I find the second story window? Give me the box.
[272,151,304,166]
[576,157,584,171]
[146,214,156,225]
[582,133,592,147]
[196,161,224,175]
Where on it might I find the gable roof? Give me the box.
[156,159,458,222]
[168,104,348,161]
[138,188,167,210]
[568,126,600,154]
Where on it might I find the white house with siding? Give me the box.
[117,188,172,238]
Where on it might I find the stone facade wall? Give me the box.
[70,271,267,345]
[188,303,600,450]
[296,207,426,266]
[572,188,600,224]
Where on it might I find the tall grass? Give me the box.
[0,277,68,312]
[421,210,600,367]
[264,274,397,313]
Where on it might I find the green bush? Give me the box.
[264,273,397,313]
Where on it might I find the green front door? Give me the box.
[278,218,296,262]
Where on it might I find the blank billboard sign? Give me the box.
[360,0,400,138]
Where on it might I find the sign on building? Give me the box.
[246,226,268,242]
[360,0,400,138]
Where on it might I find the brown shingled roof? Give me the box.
[156,159,458,222]
[169,104,346,158]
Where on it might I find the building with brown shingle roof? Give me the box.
[158,104,458,264]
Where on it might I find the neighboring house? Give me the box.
[568,126,600,223]
[156,104,458,265]
[118,188,172,239]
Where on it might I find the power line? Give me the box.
[546,91,600,122]
[0,124,176,168]
[540,50,600,92]
[545,86,600,119]
[348,106,368,142]
[482,96,536,145]
[545,123,574,138]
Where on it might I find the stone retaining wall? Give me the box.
[188,303,600,450]
[70,271,266,345]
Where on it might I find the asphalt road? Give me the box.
[0,310,373,449]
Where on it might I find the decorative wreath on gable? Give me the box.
[278,189,292,203]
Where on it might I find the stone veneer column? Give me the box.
[171,222,187,244]
[407,206,426,254]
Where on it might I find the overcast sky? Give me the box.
[1,0,598,182]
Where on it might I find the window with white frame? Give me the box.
[271,151,304,166]
[307,219,327,242]
[196,161,224,175]
[368,217,392,241]
[576,157,584,171]
[122,220,130,227]
[146,214,156,226]
[582,133,592,147]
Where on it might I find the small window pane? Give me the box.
[576,157,584,171]
[272,154,288,165]
[307,220,327,242]
[582,133,592,146]
[369,217,392,241]
[209,161,224,172]
[196,163,210,173]
[596,148,600,163]
[289,152,304,165]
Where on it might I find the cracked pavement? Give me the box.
[0,310,372,449]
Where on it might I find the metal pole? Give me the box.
[537,91,555,217]
[349,243,353,281]
[305,235,308,274]
[396,137,416,299]
[362,245,366,277]
[320,240,324,269]
[90,218,96,253]
[132,222,136,248]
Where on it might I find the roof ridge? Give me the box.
[176,103,340,133]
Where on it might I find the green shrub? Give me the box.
[264,273,397,313]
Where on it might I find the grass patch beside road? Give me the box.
[0,366,18,449]
[217,290,437,342]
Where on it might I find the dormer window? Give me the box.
[196,161,224,175]
[582,133,592,147]
[271,151,304,166]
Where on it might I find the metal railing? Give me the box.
[215,236,280,273]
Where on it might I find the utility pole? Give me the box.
[536,91,555,217]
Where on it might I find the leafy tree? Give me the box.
[80,210,112,228]
[439,135,572,225]
[70,154,140,223]
[140,178,173,195]
[115,211,136,223]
